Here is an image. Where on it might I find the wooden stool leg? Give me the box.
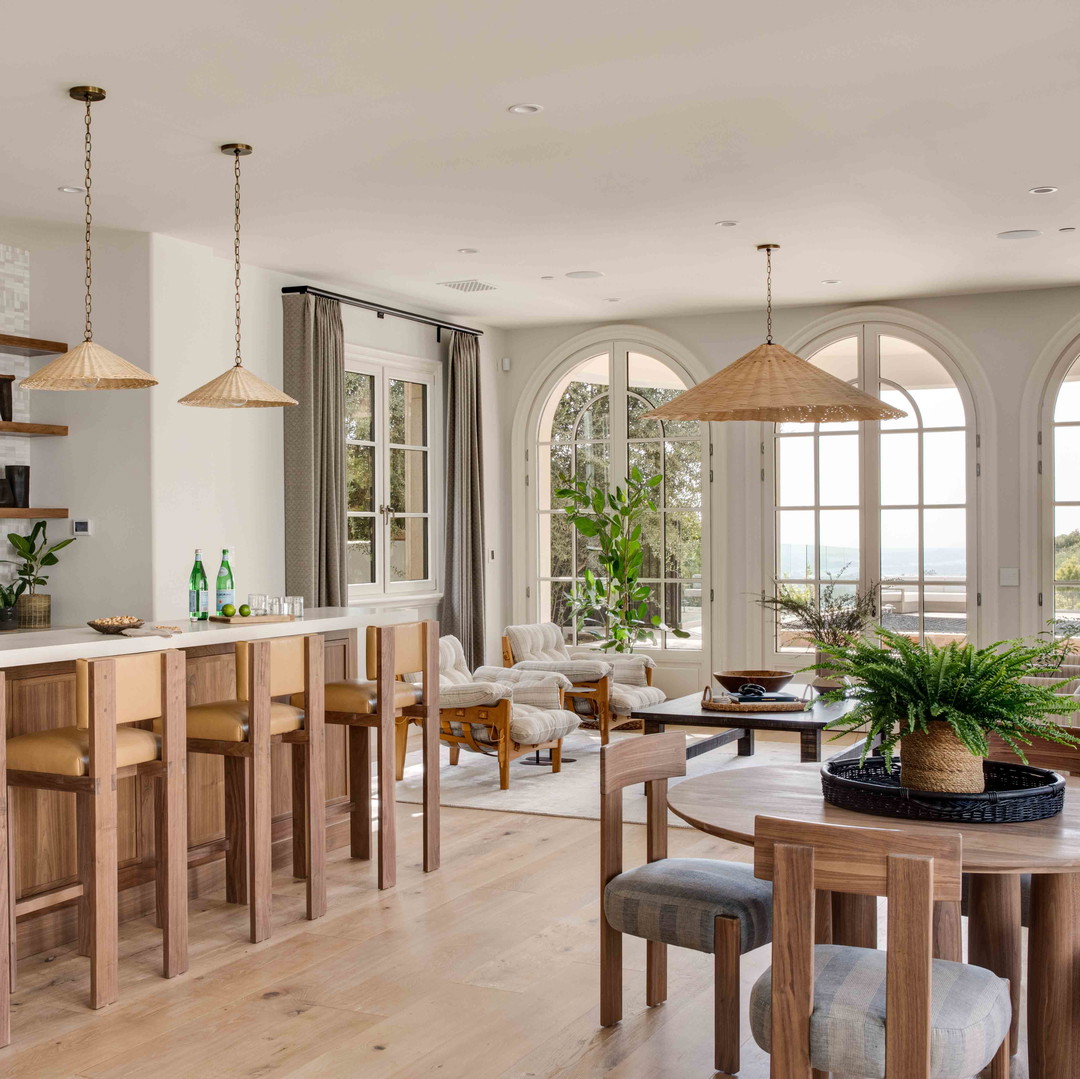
[394,717,408,782]
[0,707,9,1048]
[248,746,272,943]
[158,772,188,978]
[600,917,622,1027]
[88,770,118,1009]
[304,714,326,922]
[6,795,14,994]
[224,755,248,905]
[645,940,666,1006]
[348,724,371,860]
[714,915,740,1076]
[376,709,397,890]
[290,743,308,879]
[422,712,440,874]
[141,774,163,930]
[76,791,92,957]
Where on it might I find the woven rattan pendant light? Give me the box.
[178,145,297,409]
[644,244,905,424]
[22,87,158,391]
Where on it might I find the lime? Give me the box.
[221,603,236,617]
[238,604,251,617]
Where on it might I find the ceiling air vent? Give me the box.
[438,279,496,293]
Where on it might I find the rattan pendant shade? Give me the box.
[644,341,906,423]
[644,243,905,425]
[177,364,297,409]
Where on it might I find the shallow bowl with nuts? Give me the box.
[87,615,144,635]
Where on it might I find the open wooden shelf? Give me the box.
[0,422,68,438]
[0,508,68,519]
[0,334,68,358]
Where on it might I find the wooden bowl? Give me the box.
[713,669,793,694]
[87,617,144,635]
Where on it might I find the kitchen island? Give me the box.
[2,606,421,958]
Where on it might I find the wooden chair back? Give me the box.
[76,650,184,728]
[600,732,685,885]
[753,815,963,1077]
[234,635,310,700]
[365,621,432,680]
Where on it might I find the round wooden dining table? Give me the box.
[668,763,1080,1079]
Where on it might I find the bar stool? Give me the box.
[183,634,324,943]
[6,650,187,1010]
[319,621,439,890]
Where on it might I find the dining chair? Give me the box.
[7,650,187,1009]
[183,634,325,943]
[751,815,1011,1078]
[315,620,439,890]
[599,731,773,1075]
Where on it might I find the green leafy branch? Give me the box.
[2,521,76,596]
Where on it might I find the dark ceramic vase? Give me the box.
[0,607,17,632]
[0,479,13,508]
[0,376,12,423]
[5,465,29,508]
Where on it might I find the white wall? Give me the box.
[499,285,1080,668]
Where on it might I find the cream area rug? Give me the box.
[394,727,845,828]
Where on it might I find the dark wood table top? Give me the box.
[630,692,854,732]
[667,764,1080,875]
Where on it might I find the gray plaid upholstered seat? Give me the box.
[750,944,1011,1079]
[604,858,773,954]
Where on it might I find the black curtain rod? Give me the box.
[281,285,483,340]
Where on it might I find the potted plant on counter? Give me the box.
[815,626,1080,793]
[0,581,20,631]
[4,521,75,629]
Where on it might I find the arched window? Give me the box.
[768,326,976,657]
[533,343,707,650]
[1047,355,1080,618]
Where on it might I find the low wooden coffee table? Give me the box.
[629,692,856,763]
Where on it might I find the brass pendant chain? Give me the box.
[233,149,243,367]
[765,245,773,345]
[83,97,94,343]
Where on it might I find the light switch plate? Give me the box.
[999,567,1020,587]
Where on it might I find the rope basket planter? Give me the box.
[822,757,1065,824]
[899,721,985,793]
[17,593,50,629]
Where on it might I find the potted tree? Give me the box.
[4,521,75,629]
[816,627,1080,793]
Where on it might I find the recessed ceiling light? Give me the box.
[1060,227,1077,233]
[508,103,543,115]
[1030,186,1059,195]
[821,279,840,285]
[540,275,554,280]
[715,220,738,227]
[58,185,85,194]
[457,248,478,254]
[605,297,621,302]
[997,229,1042,239]
[565,270,604,279]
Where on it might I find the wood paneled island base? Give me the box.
[3,608,410,960]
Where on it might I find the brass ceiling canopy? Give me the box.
[22,86,158,391]
[179,144,297,408]
[644,244,906,424]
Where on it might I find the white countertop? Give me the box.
[0,606,414,668]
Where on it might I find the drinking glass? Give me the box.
[248,593,268,615]
[285,596,305,618]
[268,596,284,616]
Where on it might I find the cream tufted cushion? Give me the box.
[505,622,573,663]
[609,683,666,716]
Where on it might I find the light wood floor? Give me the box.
[0,737,1029,1078]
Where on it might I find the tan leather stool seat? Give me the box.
[7,725,161,777]
[294,679,422,715]
[179,701,304,743]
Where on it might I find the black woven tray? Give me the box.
[821,756,1065,823]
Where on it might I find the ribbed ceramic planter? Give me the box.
[17,593,50,629]
[900,721,985,793]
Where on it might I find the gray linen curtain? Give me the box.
[282,293,347,606]
[440,331,487,667]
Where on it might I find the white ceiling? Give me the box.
[4,0,1080,327]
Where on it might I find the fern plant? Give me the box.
[814,626,1080,768]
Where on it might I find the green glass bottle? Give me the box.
[188,549,209,622]
[215,548,235,613]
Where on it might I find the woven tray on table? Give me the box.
[699,686,807,714]
[821,757,1065,823]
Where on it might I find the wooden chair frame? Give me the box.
[501,634,648,745]
[186,635,325,944]
[7,651,187,1010]
[325,620,439,891]
[599,731,743,1075]
[439,691,566,790]
[754,815,1010,1079]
